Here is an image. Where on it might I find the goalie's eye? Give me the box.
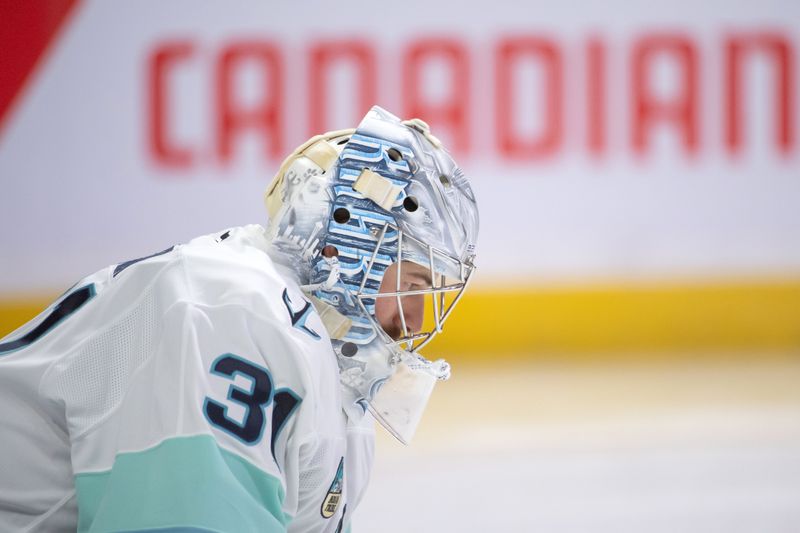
[400,279,427,292]
[398,263,433,292]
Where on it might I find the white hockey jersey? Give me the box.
[0,225,374,532]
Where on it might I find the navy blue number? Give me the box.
[204,354,301,452]
[270,389,301,458]
[205,354,272,444]
[0,284,96,356]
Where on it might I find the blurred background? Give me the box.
[1,1,799,531]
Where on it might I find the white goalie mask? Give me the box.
[264,106,479,444]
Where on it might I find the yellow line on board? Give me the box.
[0,297,53,339]
[2,278,800,359]
[423,278,800,359]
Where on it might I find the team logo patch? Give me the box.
[321,457,345,519]
[282,288,320,340]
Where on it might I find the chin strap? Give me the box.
[308,296,352,340]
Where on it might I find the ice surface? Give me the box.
[357,356,800,532]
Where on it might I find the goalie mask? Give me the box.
[264,106,479,444]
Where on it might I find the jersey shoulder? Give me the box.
[173,225,340,419]
[116,225,321,341]
[175,225,288,311]
[175,225,333,364]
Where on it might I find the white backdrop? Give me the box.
[1,0,799,294]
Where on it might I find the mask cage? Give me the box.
[353,221,475,354]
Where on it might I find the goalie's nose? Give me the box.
[375,261,429,340]
[382,293,424,340]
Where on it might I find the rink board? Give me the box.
[3,278,800,355]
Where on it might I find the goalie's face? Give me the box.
[375,261,432,341]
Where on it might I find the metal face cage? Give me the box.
[353,221,476,354]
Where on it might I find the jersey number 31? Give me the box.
[204,354,300,457]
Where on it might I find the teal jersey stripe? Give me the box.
[75,434,289,533]
[119,528,221,533]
